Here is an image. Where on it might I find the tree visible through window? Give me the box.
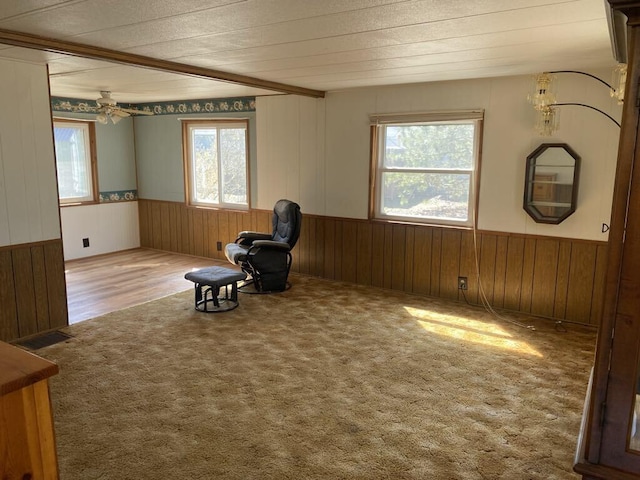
[372,116,481,227]
[184,120,248,209]
[53,120,97,204]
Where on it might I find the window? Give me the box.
[183,120,249,209]
[53,120,97,204]
[371,112,482,227]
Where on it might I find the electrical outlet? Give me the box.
[458,276,468,290]
[82,238,90,248]
[216,241,222,251]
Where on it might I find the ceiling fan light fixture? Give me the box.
[96,91,117,107]
[90,91,153,124]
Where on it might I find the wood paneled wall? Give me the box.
[0,240,68,342]
[139,199,607,326]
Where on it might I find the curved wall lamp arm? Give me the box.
[546,70,615,91]
[554,102,622,128]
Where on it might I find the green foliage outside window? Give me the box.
[190,123,247,207]
[220,129,247,204]
[53,122,93,203]
[380,122,476,222]
[193,129,219,203]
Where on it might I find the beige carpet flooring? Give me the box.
[37,274,596,479]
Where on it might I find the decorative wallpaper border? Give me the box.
[99,190,137,203]
[51,96,136,114]
[134,97,255,114]
[51,96,256,115]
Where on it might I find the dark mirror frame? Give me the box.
[523,143,581,224]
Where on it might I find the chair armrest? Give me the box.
[236,231,272,246]
[250,240,291,252]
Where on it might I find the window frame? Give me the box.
[182,119,250,210]
[369,112,483,228]
[53,119,98,206]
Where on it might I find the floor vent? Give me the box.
[16,331,73,350]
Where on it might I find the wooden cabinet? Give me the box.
[523,143,580,224]
[0,341,60,479]
[574,2,640,479]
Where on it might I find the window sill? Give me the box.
[186,203,250,214]
[59,200,99,207]
[371,216,474,230]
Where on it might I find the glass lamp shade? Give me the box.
[110,114,123,124]
[528,73,556,110]
[611,63,627,104]
[96,112,108,124]
[534,106,559,136]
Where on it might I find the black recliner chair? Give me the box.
[224,199,302,292]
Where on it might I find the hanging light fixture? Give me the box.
[528,73,556,110]
[611,63,627,104]
[534,106,559,136]
[527,68,624,135]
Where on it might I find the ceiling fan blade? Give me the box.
[118,107,154,116]
[70,105,99,113]
[92,91,154,117]
[111,109,130,118]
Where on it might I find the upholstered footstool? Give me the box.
[184,266,247,313]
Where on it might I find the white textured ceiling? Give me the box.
[0,0,617,103]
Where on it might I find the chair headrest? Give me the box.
[272,199,302,248]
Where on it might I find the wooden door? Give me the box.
[577,3,640,476]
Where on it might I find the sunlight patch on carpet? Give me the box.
[405,306,542,357]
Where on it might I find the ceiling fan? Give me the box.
[93,91,153,124]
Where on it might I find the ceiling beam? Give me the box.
[0,28,325,98]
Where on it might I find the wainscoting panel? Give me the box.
[60,202,140,260]
[138,199,608,326]
[0,239,68,342]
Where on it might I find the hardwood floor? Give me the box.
[65,248,227,324]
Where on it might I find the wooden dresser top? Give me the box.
[0,341,59,396]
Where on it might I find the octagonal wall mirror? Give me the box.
[523,143,580,224]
